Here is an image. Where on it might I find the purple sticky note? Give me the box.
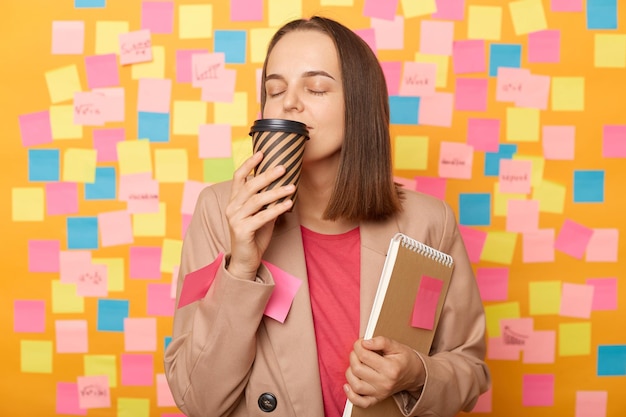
[603,125,626,158]
[453,39,486,74]
[414,176,447,200]
[230,0,263,21]
[523,374,554,406]
[585,278,617,311]
[467,118,500,152]
[176,49,208,83]
[555,219,594,259]
[262,261,303,323]
[93,128,125,162]
[19,111,53,147]
[455,77,488,111]
[411,276,444,330]
[476,267,509,301]
[56,382,87,415]
[380,61,402,96]
[121,354,154,386]
[46,182,79,216]
[363,0,398,20]
[142,1,174,34]
[14,300,46,332]
[177,253,224,308]
[432,0,466,20]
[458,225,487,263]
[129,246,162,279]
[528,30,560,63]
[84,54,120,89]
[28,239,60,272]
[147,283,175,316]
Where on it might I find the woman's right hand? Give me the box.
[225,151,296,281]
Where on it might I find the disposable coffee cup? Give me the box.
[249,119,309,210]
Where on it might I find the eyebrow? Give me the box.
[265,70,336,82]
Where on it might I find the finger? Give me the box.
[232,152,263,190]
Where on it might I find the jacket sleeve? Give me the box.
[403,201,491,417]
[163,185,275,417]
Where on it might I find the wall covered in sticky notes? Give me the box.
[2,0,625,416]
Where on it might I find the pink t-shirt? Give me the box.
[301,226,361,417]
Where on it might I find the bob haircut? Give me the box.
[260,16,403,222]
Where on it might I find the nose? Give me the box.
[282,87,304,113]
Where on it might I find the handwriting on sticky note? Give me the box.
[119,29,152,65]
[74,92,106,126]
[411,275,444,330]
[496,67,530,102]
[77,375,110,409]
[399,62,437,96]
[192,52,225,88]
[499,159,532,194]
[76,264,108,297]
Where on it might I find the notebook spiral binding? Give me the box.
[399,234,454,268]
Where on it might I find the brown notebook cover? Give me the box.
[343,233,454,417]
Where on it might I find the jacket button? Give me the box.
[258,392,277,412]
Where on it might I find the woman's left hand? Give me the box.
[344,336,425,409]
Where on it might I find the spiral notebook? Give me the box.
[343,233,455,417]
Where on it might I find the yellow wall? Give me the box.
[2,0,624,416]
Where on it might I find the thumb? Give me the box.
[362,336,394,354]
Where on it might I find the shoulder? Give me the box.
[197,181,233,209]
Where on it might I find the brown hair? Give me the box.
[260,16,403,222]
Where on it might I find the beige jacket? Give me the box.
[164,181,490,417]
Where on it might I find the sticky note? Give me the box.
[117,140,152,175]
[20,340,53,373]
[532,179,566,214]
[529,281,561,315]
[142,1,174,33]
[179,4,213,39]
[458,225,487,263]
[93,87,125,122]
[93,128,124,163]
[55,319,88,353]
[499,159,531,194]
[371,16,404,50]
[155,149,188,183]
[85,54,119,89]
[506,199,539,233]
[481,231,517,265]
[602,124,626,157]
[119,29,152,65]
[419,20,454,55]
[28,240,60,272]
[469,388,492,413]
[432,0,464,20]
[467,118,500,152]
[63,148,97,183]
[203,158,235,183]
[587,0,617,29]
[12,187,45,222]
[522,374,554,406]
[198,124,232,158]
[363,0,398,20]
[73,92,106,126]
[439,141,473,179]
[52,21,85,55]
[67,217,99,250]
[495,67,529,103]
[45,65,82,104]
[213,92,248,126]
[147,283,176,316]
[28,149,60,182]
[129,246,162,279]
[493,182,526,218]
[586,278,617,311]
[56,382,86,415]
[98,210,133,247]
[59,250,92,284]
[574,170,604,203]
[178,253,224,308]
[75,0,105,7]
[191,52,225,88]
[77,375,110,408]
[555,219,594,259]
[476,268,509,301]
[468,6,502,41]
[515,74,550,110]
[394,135,428,171]
[156,374,176,406]
[124,318,157,351]
[95,21,129,55]
[597,345,626,376]
[120,174,159,214]
[181,181,207,215]
[19,111,53,147]
[489,44,522,77]
[380,61,402,95]
[176,49,208,83]
[522,330,556,364]
[528,30,560,63]
[459,193,490,226]
[506,107,540,142]
[75,262,107,297]
[551,0,582,12]
[542,125,575,160]
[85,167,116,200]
[131,45,165,79]
[551,77,585,111]
[14,300,46,333]
[214,30,247,64]
[484,301,520,337]
[201,69,236,103]
[411,276,444,330]
[455,78,488,111]
[560,283,594,319]
[586,228,618,262]
[509,0,547,35]
[399,62,436,97]
[250,27,275,64]
[415,176,446,200]
[452,40,486,74]
[97,299,129,332]
[230,0,263,21]
[137,78,172,113]
[83,354,117,387]
[137,112,170,143]
[93,257,125,292]
[173,101,207,135]
[575,391,608,417]
[559,322,591,356]
[414,53,449,88]
[52,280,85,313]
[390,96,419,125]
[419,92,454,127]
[594,34,626,68]
[160,239,183,274]
[400,0,436,18]
[50,104,83,139]
[488,335,519,360]
[268,0,303,27]
[262,260,303,323]
[133,202,166,236]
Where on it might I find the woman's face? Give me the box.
[263,30,345,166]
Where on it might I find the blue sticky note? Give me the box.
[587,0,617,29]
[389,96,420,125]
[459,193,491,226]
[484,144,517,176]
[67,217,99,249]
[164,336,172,350]
[138,112,170,143]
[489,44,522,77]
[214,30,247,64]
[574,170,604,203]
[597,345,626,376]
[28,149,60,182]
[75,0,105,7]
[85,167,116,200]
[97,299,129,332]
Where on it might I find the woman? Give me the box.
[165,16,490,417]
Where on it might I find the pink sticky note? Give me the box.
[355,28,377,54]
[476,267,509,301]
[137,78,172,113]
[230,0,263,21]
[55,320,88,353]
[575,391,608,417]
[191,52,226,88]
[14,300,46,333]
[411,276,443,330]
[262,261,303,323]
[129,246,162,279]
[602,125,626,157]
[363,0,398,20]
[560,283,594,319]
[586,228,618,262]
[586,278,617,311]
[458,225,487,263]
[487,336,520,360]
[84,54,120,89]
[471,387,492,413]
[506,199,539,233]
[52,21,85,55]
[455,77,488,111]
[499,159,532,194]
[74,92,106,126]
[419,92,454,127]
[523,330,556,364]
[121,354,153,386]
[551,0,583,12]
[46,182,78,216]
[92,87,125,122]
[119,173,159,213]
[98,211,133,247]
[500,317,533,354]
[522,229,555,263]
[371,16,404,50]
[415,176,446,200]
[60,251,92,283]
[515,74,550,110]
[76,263,108,297]
[419,20,454,55]
[467,118,500,152]
[57,382,87,415]
[124,317,157,351]
[142,1,174,34]
[199,124,232,159]
[523,374,554,406]
[147,283,176,316]
[380,61,402,96]
[432,0,466,20]
[120,29,152,65]
[438,141,473,179]
[201,68,237,102]
[77,375,111,409]
[399,62,436,97]
[181,181,207,215]
[178,253,224,308]
[555,219,594,259]
[495,67,530,103]
[28,239,60,273]
[452,39,485,74]
[543,125,575,160]
[156,374,176,407]
[93,128,125,162]
[176,49,208,83]
[19,111,53,147]
[528,30,560,63]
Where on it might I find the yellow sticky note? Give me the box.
[214,92,249,127]
[95,21,129,55]
[117,140,152,175]
[551,77,585,111]
[161,239,183,273]
[513,154,544,187]
[204,158,235,183]
[50,105,83,139]
[532,179,566,214]
[481,231,518,264]
[133,202,166,237]
[20,340,53,373]
[509,0,547,35]
[12,187,44,222]
[84,355,117,387]
[468,6,502,41]
[118,398,150,417]
[45,65,82,104]
[173,101,208,135]
[529,280,561,315]
[506,107,540,142]
[269,0,302,28]
[594,34,626,68]
[179,4,213,39]
[63,148,97,183]
[493,182,526,217]
[232,137,253,170]
[52,280,84,313]
[250,28,276,64]
[155,149,188,183]
[559,322,591,356]
[131,46,165,79]
[321,0,353,5]
[394,135,429,170]
[484,302,520,338]
[414,53,449,88]
[93,258,125,292]
[401,0,436,18]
